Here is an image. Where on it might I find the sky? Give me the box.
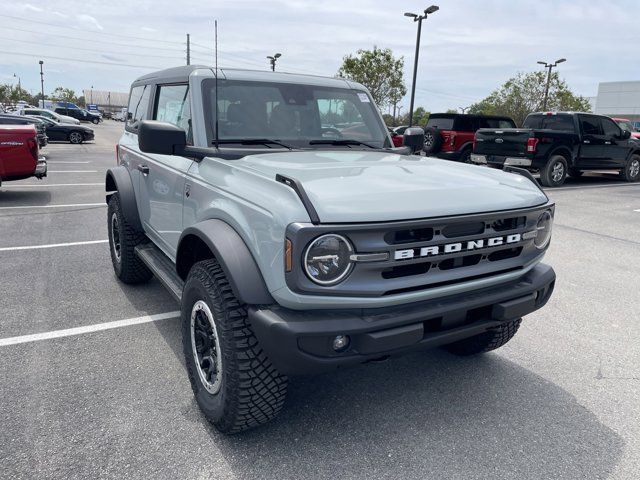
[0,0,638,112]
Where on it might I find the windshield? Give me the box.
[203,79,390,148]
[616,120,635,132]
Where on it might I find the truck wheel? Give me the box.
[92,118,100,125]
[460,148,472,163]
[182,259,288,434]
[540,155,568,187]
[107,193,152,284]
[620,154,640,182]
[444,318,522,356]
[423,127,442,154]
[69,131,83,144]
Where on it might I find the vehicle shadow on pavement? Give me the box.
[0,190,52,204]
[210,350,624,480]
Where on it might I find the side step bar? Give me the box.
[135,244,184,302]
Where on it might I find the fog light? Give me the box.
[332,335,350,352]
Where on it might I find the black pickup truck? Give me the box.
[471,112,640,187]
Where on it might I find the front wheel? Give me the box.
[92,118,100,125]
[540,155,568,187]
[620,154,640,182]
[444,318,522,356]
[182,259,288,434]
[69,131,84,144]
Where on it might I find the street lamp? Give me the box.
[267,53,282,71]
[38,60,44,108]
[459,106,470,113]
[404,5,439,126]
[90,85,93,105]
[13,73,21,91]
[537,58,566,111]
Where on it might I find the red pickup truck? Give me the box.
[0,125,47,186]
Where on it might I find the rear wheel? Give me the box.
[444,318,522,356]
[620,154,640,182]
[540,155,568,187]
[182,259,288,434]
[69,131,83,144]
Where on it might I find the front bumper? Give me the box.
[250,263,555,375]
[84,131,95,141]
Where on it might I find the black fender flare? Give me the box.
[177,219,274,305]
[547,146,574,166]
[626,149,640,161]
[105,166,143,232]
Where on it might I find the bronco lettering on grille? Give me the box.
[394,234,522,260]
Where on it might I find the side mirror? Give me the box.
[620,129,631,140]
[138,120,187,156]
[403,127,425,154]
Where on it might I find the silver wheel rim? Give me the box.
[630,159,640,178]
[551,161,565,183]
[70,132,82,143]
[190,300,223,394]
[424,132,433,148]
[110,212,121,262]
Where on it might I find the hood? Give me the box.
[237,151,548,223]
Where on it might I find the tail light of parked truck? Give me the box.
[527,137,539,153]
[27,137,39,162]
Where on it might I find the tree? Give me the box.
[397,107,429,127]
[468,71,591,126]
[50,87,79,104]
[337,47,406,111]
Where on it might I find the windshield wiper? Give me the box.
[214,138,294,150]
[308,139,378,149]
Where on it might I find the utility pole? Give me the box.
[186,33,191,65]
[537,58,566,111]
[404,5,439,126]
[90,85,93,105]
[267,53,281,71]
[39,60,44,108]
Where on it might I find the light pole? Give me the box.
[13,73,21,91]
[537,58,566,111]
[459,106,469,113]
[38,60,44,108]
[267,53,281,71]
[90,85,93,105]
[404,5,439,127]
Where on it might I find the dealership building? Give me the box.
[593,81,640,122]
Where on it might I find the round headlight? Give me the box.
[304,234,354,285]
[534,210,553,249]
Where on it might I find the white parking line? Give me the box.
[634,209,640,213]
[0,311,180,347]
[46,161,91,164]
[0,183,103,188]
[0,203,105,210]
[48,170,98,173]
[0,239,108,252]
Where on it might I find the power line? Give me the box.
[0,14,186,46]
[0,25,185,53]
[0,50,163,70]
[0,35,183,60]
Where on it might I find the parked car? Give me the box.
[26,115,95,144]
[18,108,80,125]
[54,107,101,124]
[472,112,640,187]
[393,125,408,135]
[0,114,48,148]
[612,118,640,139]
[113,108,128,122]
[423,113,517,163]
[388,127,403,147]
[106,65,556,434]
[0,124,46,185]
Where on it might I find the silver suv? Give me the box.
[107,66,556,434]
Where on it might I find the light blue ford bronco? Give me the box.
[106,66,556,434]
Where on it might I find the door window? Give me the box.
[153,84,192,143]
[601,118,621,138]
[579,116,603,136]
[126,84,151,132]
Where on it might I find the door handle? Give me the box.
[604,141,612,145]
[583,140,591,144]
[137,165,149,175]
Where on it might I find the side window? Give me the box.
[126,85,151,132]
[455,116,474,132]
[580,116,603,136]
[153,84,192,144]
[601,118,621,138]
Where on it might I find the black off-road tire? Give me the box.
[182,259,288,434]
[423,127,443,154]
[444,318,522,356]
[620,154,640,182]
[459,147,472,163]
[540,155,568,187]
[107,193,152,284]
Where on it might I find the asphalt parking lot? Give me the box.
[1,121,639,480]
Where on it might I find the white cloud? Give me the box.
[75,14,104,30]
[24,4,44,13]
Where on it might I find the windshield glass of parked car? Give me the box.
[203,79,390,148]
[523,114,575,132]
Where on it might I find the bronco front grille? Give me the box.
[285,204,552,297]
